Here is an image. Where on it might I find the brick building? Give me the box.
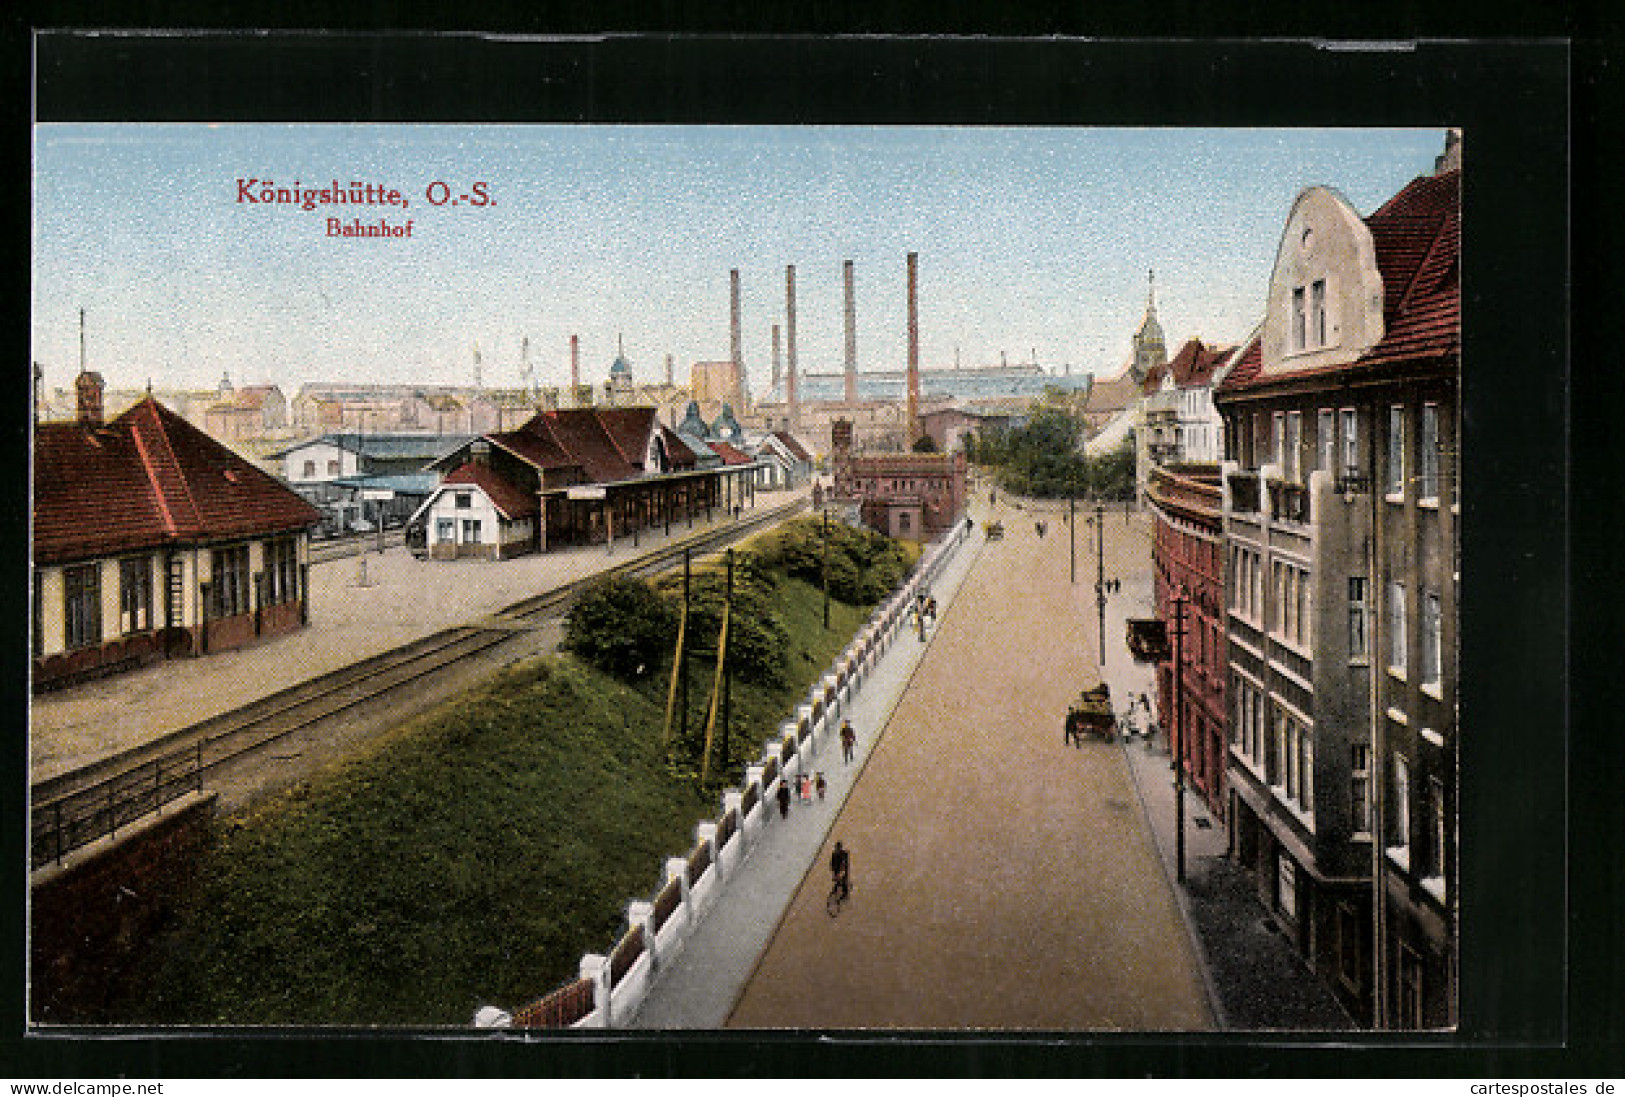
[829,419,967,541]
[1148,462,1228,820]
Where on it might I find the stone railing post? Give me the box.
[581,953,611,1028]
[665,857,691,933]
[628,900,658,971]
[696,822,721,881]
[722,790,744,855]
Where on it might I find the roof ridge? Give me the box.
[126,399,203,536]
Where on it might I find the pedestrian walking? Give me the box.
[840,719,857,764]
[777,779,791,819]
[815,771,827,800]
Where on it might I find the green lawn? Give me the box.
[119,570,878,1026]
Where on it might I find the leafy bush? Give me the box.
[754,516,911,605]
[564,575,675,680]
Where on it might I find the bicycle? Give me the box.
[826,874,852,917]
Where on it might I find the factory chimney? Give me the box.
[771,323,782,396]
[570,334,580,405]
[665,353,674,386]
[906,252,920,447]
[730,268,746,411]
[843,260,858,405]
[786,264,799,430]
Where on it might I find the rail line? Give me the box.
[30,497,808,870]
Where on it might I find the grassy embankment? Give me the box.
[117,520,916,1026]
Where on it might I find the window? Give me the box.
[1311,278,1328,346]
[1340,408,1359,478]
[1398,944,1425,1029]
[265,538,299,606]
[302,459,316,478]
[1351,744,1372,834]
[1291,286,1307,352]
[1428,776,1448,885]
[436,518,455,543]
[461,518,482,544]
[1420,403,1440,501]
[1296,568,1311,647]
[1275,707,1313,812]
[119,557,153,634]
[1388,581,1408,673]
[327,459,340,477]
[1318,409,1336,472]
[455,492,473,509]
[64,563,102,650]
[1392,753,1412,863]
[211,545,251,618]
[1284,411,1302,482]
[1349,576,1369,658]
[1421,590,1443,688]
[1272,412,1285,470]
[1277,852,1298,919]
[1387,404,1406,496]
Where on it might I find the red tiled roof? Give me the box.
[441,462,538,519]
[1142,339,1236,394]
[534,409,640,483]
[488,420,575,470]
[659,426,698,469]
[593,406,659,469]
[33,397,320,566]
[1216,336,1264,392]
[1221,169,1459,395]
[709,441,753,466]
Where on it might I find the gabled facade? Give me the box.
[33,380,321,691]
[1215,161,1460,1029]
[751,430,814,490]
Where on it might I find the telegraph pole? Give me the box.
[680,549,691,743]
[1095,502,1107,663]
[722,548,734,772]
[822,508,831,629]
[1070,493,1077,584]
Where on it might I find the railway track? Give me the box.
[30,497,808,870]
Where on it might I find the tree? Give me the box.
[564,576,675,681]
[911,434,938,452]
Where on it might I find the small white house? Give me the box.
[411,457,538,560]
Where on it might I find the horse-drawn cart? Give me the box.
[1064,682,1115,745]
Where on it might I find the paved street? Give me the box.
[724,497,1213,1030]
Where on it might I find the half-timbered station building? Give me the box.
[1214,148,1460,1028]
[413,405,757,560]
[32,372,321,692]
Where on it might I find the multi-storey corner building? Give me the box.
[1214,148,1459,1028]
[1148,462,1229,819]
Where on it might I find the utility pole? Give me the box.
[1070,493,1077,584]
[680,549,691,744]
[1095,502,1107,663]
[1171,587,1189,884]
[720,549,734,775]
[822,507,831,629]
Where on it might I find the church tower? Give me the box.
[1131,269,1167,384]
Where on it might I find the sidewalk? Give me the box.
[626,526,985,1029]
[1101,550,1357,1031]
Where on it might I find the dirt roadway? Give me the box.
[726,503,1213,1030]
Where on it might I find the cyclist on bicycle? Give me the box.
[830,841,851,901]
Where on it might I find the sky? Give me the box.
[31,125,1448,399]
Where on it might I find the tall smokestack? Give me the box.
[844,260,858,405]
[729,268,745,410]
[771,323,782,396]
[786,264,799,430]
[906,252,920,446]
[570,334,580,404]
[665,353,674,386]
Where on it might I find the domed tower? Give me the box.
[607,334,634,405]
[1131,269,1167,384]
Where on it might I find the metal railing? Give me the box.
[31,742,205,869]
